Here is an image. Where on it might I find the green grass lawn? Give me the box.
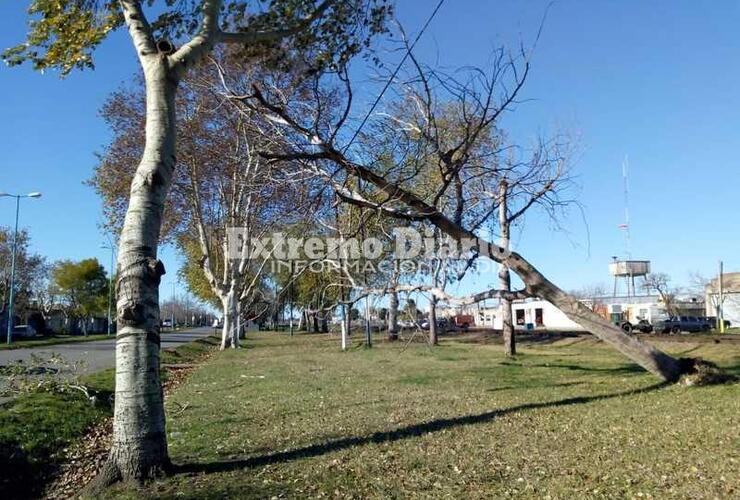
[103,332,740,499]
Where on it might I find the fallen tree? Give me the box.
[226,48,700,382]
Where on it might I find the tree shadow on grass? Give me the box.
[500,361,644,375]
[485,380,586,393]
[173,382,667,477]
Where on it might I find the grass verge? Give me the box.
[0,334,219,499]
[0,334,111,351]
[106,332,739,499]
[0,327,198,351]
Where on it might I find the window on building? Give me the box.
[516,309,525,325]
[535,308,544,326]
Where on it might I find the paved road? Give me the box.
[0,327,214,385]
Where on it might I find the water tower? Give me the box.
[609,157,650,296]
[609,257,650,297]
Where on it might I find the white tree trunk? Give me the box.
[232,298,241,347]
[340,304,348,350]
[297,309,305,330]
[388,290,399,340]
[220,291,238,349]
[105,57,177,483]
[498,180,515,356]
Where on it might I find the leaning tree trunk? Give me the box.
[342,161,684,380]
[102,58,177,484]
[388,290,399,341]
[428,297,438,346]
[506,252,683,380]
[498,180,515,356]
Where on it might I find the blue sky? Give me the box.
[1,0,738,304]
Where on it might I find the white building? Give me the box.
[705,272,740,327]
[458,299,584,331]
[458,294,683,332]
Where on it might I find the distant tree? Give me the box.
[91,57,313,350]
[571,283,609,301]
[0,227,48,326]
[52,259,108,335]
[643,273,680,316]
[495,135,576,357]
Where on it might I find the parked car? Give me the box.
[161,319,173,328]
[653,316,709,334]
[635,319,653,333]
[617,318,656,334]
[421,318,449,330]
[11,324,37,339]
[452,314,474,331]
[706,316,732,330]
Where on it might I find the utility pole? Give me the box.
[719,260,725,333]
[101,237,115,336]
[171,282,176,330]
[1,192,42,344]
[184,293,190,328]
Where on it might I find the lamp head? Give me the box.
[27,192,42,198]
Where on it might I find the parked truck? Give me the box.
[593,303,668,334]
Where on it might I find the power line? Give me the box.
[343,0,446,152]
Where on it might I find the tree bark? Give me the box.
[106,57,177,483]
[344,307,352,337]
[388,290,399,341]
[498,180,515,356]
[221,291,238,349]
[297,309,305,330]
[428,297,438,346]
[236,300,243,340]
[340,304,349,350]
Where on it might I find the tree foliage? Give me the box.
[4,0,392,75]
[51,258,108,322]
[0,227,49,318]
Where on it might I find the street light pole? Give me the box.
[171,281,176,330]
[101,239,116,336]
[1,192,42,345]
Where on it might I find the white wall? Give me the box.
[706,292,740,327]
[492,299,585,331]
